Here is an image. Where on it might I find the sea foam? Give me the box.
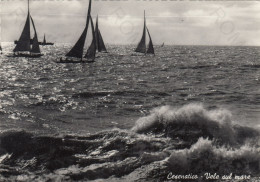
[132,103,258,145]
[167,137,260,175]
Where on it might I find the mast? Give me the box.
[95,15,100,51]
[66,0,92,59]
[135,10,146,53]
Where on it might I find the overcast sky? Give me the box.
[1,0,260,45]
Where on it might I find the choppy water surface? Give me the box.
[0,44,259,181]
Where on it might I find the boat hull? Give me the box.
[57,57,95,64]
[131,52,155,56]
[7,53,43,58]
[39,43,54,46]
[15,40,54,46]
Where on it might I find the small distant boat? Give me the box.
[135,10,155,55]
[161,43,164,47]
[95,15,107,53]
[39,34,54,46]
[0,44,2,54]
[12,0,42,58]
[59,0,96,63]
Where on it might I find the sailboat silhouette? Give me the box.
[59,0,96,63]
[135,10,155,55]
[13,0,42,58]
[95,15,107,53]
[161,42,164,47]
[39,34,54,46]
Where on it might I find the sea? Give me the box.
[0,43,259,181]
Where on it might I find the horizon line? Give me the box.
[1,42,260,47]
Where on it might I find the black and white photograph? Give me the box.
[0,0,259,181]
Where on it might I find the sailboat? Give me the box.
[39,34,54,45]
[135,11,155,55]
[13,0,42,58]
[95,15,107,53]
[161,42,164,47]
[59,0,96,63]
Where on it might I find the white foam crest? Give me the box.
[131,113,158,133]
[132,103,235,142]
[167,137,260,171]
[208,108,233,126]
[0,153,12,163]
[214,142,260,159]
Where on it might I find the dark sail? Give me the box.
[146,27,154,55]
[65,27,88,58]
[85,15,96,60]
[30,16,41,54]
[65,0,92,59]
[95,16,107,52]
[13,12,31,52]
[43,34,46,44]
[135,11,146,53]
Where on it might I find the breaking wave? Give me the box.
[132,103,259,146]
[0,103,259,181]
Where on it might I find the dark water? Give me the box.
[0,44,259,181]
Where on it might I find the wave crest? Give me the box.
[132,103,258,145]
[167,137,260,175]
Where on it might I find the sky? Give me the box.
[1,0,260,46]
